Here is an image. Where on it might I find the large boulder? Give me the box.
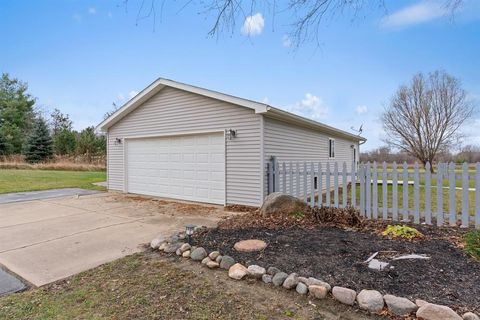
[190,247,208,261]
[463,312,480,320]
[332,286,356,306]
[260,192,306,216]
[228,263,249,280]
[282,273,299,289]
[220,255,235,270]
[309,285,328,299]
[272,272,289,286]
[356,289,384,313]
[383,294,417,316]
[416,303,462,320]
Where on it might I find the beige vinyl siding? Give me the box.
[263,116,359,198]
[107,86,262,207]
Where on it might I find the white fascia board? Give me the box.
[266,107,366,142]
[97,78,268,132]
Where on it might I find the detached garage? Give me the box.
[98,78,365,207]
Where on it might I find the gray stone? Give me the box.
[150,238,163,249]
[209,251,220,260]
[158,242,169,251]
[296,282,308,295]
[305,277,331,292]
[463,312,480,320]
[215,255,223,263]
[416,303,462,320]
[179,243,191,253]
[260,192,306,216]
[175,248,182,256]
[309,285,328,299]
[220,255,235,269]
[383,294,417,316]
[206,261,220,269]
[357,289,384,313]
[332,287,357,306]
[247,265,266,279]
[169,235,180,243]
[267,266,281,275]
[272,272,288,286]
[164,243,181,253]
[201,257,211,265]
[228,263,249,280]
[190,247,208,261]
[298,276,308,284]
[262,274,272,284]
[416,299,429,308]
[282,273,299,289]
[182,250,191,258]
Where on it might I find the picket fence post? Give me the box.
[425,162,432,225]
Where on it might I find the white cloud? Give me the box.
[116,91,139,104]
[282,35,292,48]
[356,105,368,115]
[241,13,265,36]
[73,13,82,22]
[283,93,329,121]
[128,90,139,99]
[88,7,97,15]
[381,1,447,29]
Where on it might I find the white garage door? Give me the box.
[126,132,225,205]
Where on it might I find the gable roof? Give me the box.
[97,78,366,142]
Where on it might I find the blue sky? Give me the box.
[1,0,480,151]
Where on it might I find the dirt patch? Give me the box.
[111,194,235,218]
[0,252,382,320]
[195,225,480,314]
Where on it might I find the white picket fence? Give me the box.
[266,158,480,229]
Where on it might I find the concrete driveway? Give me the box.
[0,191,226,287]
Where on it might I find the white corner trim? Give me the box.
[259,114,265,203]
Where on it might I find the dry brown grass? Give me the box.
[0,155,106,171]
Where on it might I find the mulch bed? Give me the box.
[194,211,480,314]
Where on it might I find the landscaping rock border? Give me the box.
[152,232,478,320]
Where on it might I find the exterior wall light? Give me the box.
[185,224,196,245]
[225,129,237,140]
[115,138,123,145]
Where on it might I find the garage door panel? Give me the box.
[127,132,225,205]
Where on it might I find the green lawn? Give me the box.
[0,169,106,194]
[0,253,356,320]
[322,184,476,217]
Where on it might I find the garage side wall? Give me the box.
[263,116,360,199]
[107,86,262,207]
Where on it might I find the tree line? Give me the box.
[361,145,480,165]
[0,73,106,163]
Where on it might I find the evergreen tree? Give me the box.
[23,117,53,163]
[54,129,77,155]
[76,126,105,161]
[0,73,35,154]
[50,108,76,155]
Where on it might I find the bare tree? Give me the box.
[381,71,475,171]
[125,0,463,47]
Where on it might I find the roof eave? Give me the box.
[265,107,366,142]
[96,78,269,132]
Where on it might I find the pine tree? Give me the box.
[23,117,53,163]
